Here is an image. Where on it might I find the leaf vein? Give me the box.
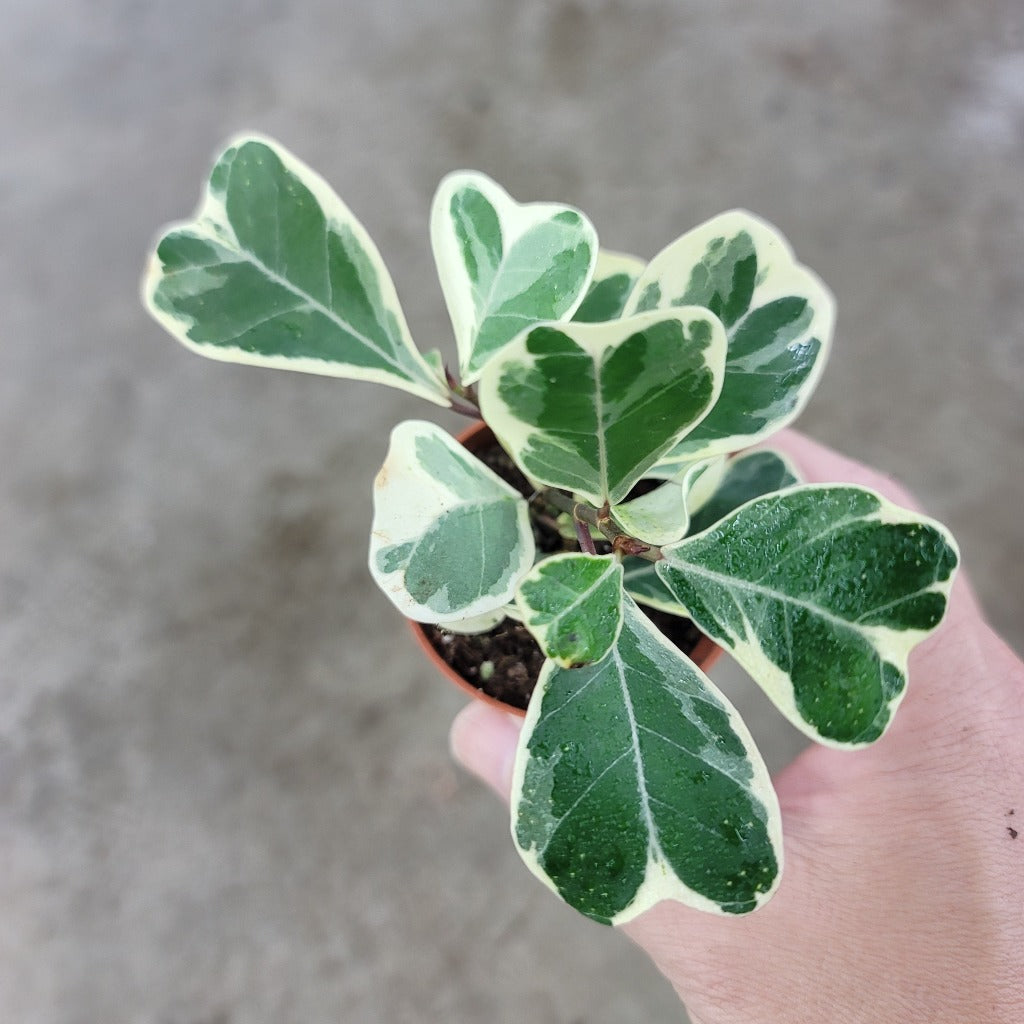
[536,748,632,860]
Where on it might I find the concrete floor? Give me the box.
[2,1,1022,1021]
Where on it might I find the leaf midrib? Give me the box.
[397,496,517,587]
[530,562,618,635]
[195,210,417,381]
[666,555,938,638]
[613,645,659,864]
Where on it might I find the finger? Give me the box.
[449,701,522,802]
[763,428,922,511]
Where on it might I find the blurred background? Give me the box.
[2,1,1022,1021]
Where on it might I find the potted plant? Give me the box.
[143,134,958,926]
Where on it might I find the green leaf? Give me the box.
[440,607,509,635]
[516,554,624,668]
[369,421,535,622]
[626,210,834,460]
[624,450,797,614]
[681,455,728,515]
[612,457,724,547]
[622,557,686,614]
[657,486,959,746]
[572,250,645,323]
[477,311,728,507]
[143,135,449,405]
[431,171,598,384]
[687,449,800,535]
[612,479,689,547]
[512,596,782,924]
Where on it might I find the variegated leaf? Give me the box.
[477,311,728,507]
[688,449,800,536]
[622,557,686,615]
[625,210,834,460]
[512,596,782,924]
[573,249,646,323]
[623,451,795,612]
[613,457,727,546]
[682,455,728,515]
[516,554,623,667]
[612,480,689,547]
[657,486,959,746]
[431,171,598,384]
[369,421,534,623]
[143,135,449,406]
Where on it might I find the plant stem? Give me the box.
[573,515,598,555]
[448,398,482,418]
[540,488,663,562]
[445,365,481,417]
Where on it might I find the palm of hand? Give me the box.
[633,590,1023,1024]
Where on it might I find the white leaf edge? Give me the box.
[622,450,792,614]
[613,456,727,546]
[440,608,508,635]
[621,559,689,616]
[510,595,784,924]
[430,170,598,385]
[683,456,728,515]
[142,132,450,407]
[478,309,729,508]
[446,602,524,633]
[623,209,835,460]
[691,447,803,532]
[612,481,689,546]
[590,248,646,282]
[658,484,960,749]
[514,553,623,667]
[369,419,535,623]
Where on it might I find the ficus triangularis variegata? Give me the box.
[144,135,958,924]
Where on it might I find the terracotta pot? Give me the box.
[408,420,722,717]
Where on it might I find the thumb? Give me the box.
[449,701,522,801]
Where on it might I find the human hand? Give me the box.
[450,430,1024,1024]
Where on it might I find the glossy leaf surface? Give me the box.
[369,421,534,623]
[623,451,798,611]
[478,311,727,506]
[687,449,800,535]
[622,557,686,615]
[516,554,623,668]
[627,210,833,462]
[512,597,782,924]
[612,479,690,547]
[431,171,598,384]
[658,486,959,745]
[613,457,724,547]
[440,608,509,635]
[573,250,645,323]
[144,135,449,405]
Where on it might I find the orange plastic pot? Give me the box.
[407,420,722,716]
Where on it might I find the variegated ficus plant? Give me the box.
[144,135,959,925]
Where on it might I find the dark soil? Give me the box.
[419,427,705,712]
[422,606,703,711]
[422,618,547,709]
[473,440,566,554]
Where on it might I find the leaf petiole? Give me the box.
[541,488,662,562]
[573,512,598,555]
[444,366,482,418]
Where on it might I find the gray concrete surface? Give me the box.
[2,1,1022,1021]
